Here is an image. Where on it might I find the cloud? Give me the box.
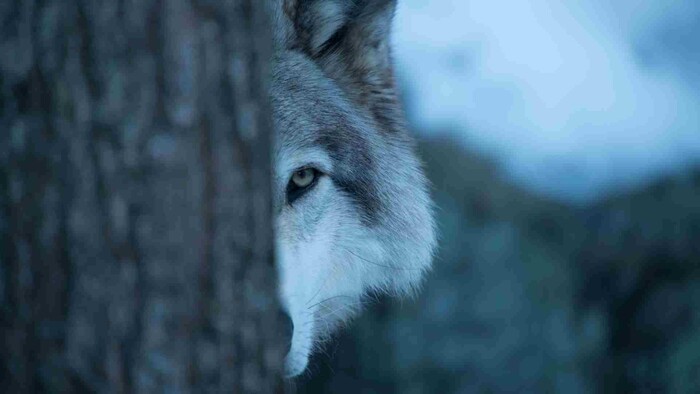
[394,0,700,202]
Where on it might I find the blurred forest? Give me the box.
[299,134,700,393]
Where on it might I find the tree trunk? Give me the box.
[1,0,284,392]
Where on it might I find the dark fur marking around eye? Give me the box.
[316,133,382,224]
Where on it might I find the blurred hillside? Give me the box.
[298,136,700,393]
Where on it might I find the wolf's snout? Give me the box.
[279,310,294,354]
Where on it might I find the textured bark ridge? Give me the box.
[1,1,285,392]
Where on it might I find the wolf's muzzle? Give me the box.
[279,310,294,354]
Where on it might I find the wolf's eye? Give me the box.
[287,168,320,204]
[292,168,316,188]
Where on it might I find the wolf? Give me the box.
[269,0,436,377]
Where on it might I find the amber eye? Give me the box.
[287,168,320,204]
[291,168,316,188]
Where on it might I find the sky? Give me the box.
[393,0,700,203]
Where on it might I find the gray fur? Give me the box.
[270,0,436,377]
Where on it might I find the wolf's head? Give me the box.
[269,0,435,377]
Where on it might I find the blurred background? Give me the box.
[299,0,700,392]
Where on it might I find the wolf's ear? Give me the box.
[290,0,395,65]
[287,0,402,130]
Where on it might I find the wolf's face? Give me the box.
[269,0,435,377]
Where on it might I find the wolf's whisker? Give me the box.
[343,248,424,271]
[306,294,356,310]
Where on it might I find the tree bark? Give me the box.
[1,0,284,392]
